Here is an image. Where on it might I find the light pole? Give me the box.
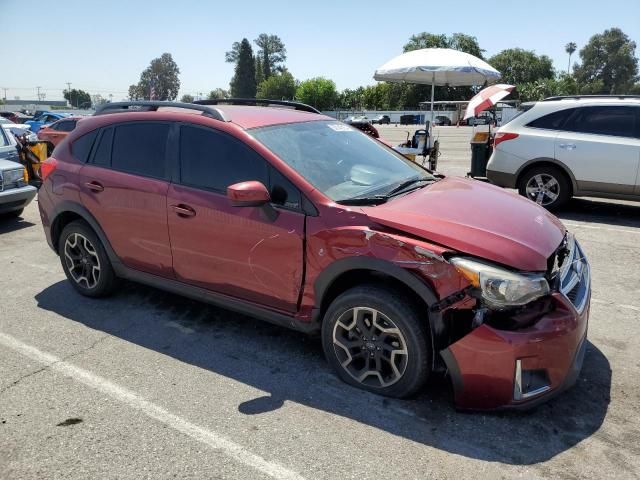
[66,82,72,107]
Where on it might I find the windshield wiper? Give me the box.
[385,177,433,197]
[336,195,389,206]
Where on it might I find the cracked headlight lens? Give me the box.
[450,257,549,309]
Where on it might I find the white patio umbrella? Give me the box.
[463,84,515,120]
[373,48,501,126]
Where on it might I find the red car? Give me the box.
[37,116,81,148]
[37,100,590,410]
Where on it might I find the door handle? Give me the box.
[171,204,196,218]
[85,181,104,192]
[558,143,577,150]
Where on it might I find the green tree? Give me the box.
[63,88,91,108]
[573,28,638,94]
[130,53,181,100]
[180,94,194,103]
[255,56,265,85]
[296,77,337,110]
[489,48,555,85]
[257,70,296,100]
[229,39,257,98]
[565,42,577,74]
[128,84,144,100]
[254,34,287,79]
[517,73,579,101]
[208,88,229,99]
[403,32,483,58]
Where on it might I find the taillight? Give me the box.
[493,132,519,148]
[40,157,58,181]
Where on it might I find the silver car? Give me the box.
[0,127,36,218]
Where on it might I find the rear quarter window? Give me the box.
[71,130,98,162]
[526,108,576,130]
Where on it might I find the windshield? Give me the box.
[250,120,434,202]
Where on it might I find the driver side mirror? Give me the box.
[227,181,270,207]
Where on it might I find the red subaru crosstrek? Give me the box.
[38,99,590,410]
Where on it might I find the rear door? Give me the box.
[554,105,640,195]
[167,124,305,312]
[79,121,174,277]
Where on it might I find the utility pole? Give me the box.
[1,87,6,100]
[66,82,72,107]
[36,86,42,101]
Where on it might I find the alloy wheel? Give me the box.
[64,233,101,289]
[525,173,560,206]
[332,307,409,388]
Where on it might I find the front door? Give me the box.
[79,121,173,277]
[555,105,640,195]
[167,124,305,312]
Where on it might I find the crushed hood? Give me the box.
[363,177,565,271]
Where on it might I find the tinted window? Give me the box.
[92,128,113,166]
[565,106,637,137]
[269,166,301,210]
[112,123,169,178]
[527,108,575,130]
[71,130,98,162]
[57,120,77,132]
[179,125,267,191]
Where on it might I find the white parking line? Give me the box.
[0,332,305,480]
[562,222,640,235]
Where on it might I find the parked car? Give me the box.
[467,115,492,126]
[0,127,36,217]
[38,99,589,410]
[0,118,37,142]
[371,115,391,125]
[433,115,452,126]
[0,111,31,123]
[38,117,81,147]
[25,112,71,133]
[487,95,640,210]
[343,115,370,124]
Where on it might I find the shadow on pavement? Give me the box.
[558,198,640,229]
[0,216,35,234]
[35,280,611,465]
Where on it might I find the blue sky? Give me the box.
[1,0,638,101]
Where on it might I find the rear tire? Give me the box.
[321,285,430,398]
[58,220,117,297]
[518,165,571,211]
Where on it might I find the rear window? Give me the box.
[71,130,98,162]
[526,108,575,130]
[57,120,77,132]
[111,123,169,179]
[92,128,113,167]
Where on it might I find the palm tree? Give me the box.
[565,42,577,74]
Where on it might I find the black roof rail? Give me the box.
[193,98,321,114]
[543,95,640,101]
[93,101,227,121]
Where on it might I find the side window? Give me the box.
[526,108,575,130]
[92,128,113,167]
[57,120,76,132]
[112,123,169,178]
[0,128,9,147]
[269,166,301,210]
[179,125,267,191]
[565,106,637,138]
[71,130,98,162]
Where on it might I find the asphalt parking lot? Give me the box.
[1,126,639,479]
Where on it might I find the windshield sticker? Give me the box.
[328,123,354,132]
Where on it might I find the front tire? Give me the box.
[518,165,571,211]
[321,285,430,398]
[58,220,117,297]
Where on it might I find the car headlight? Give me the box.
[450,257,549,309]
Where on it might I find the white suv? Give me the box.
[486,96,640,210]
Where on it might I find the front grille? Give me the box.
[558,234,590,313]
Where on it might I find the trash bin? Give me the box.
[469,132,491,178]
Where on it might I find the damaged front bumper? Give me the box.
[441,292,589,410]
